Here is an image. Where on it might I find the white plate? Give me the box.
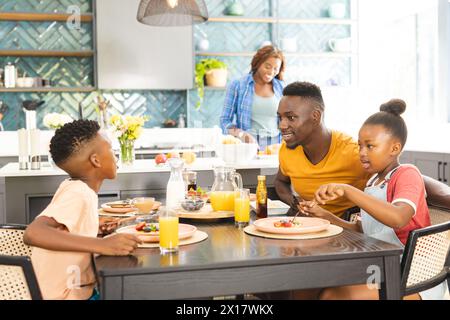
[250,200,290,216]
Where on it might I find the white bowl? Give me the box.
[215,143,258,164]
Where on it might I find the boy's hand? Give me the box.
[298,200,332,219]
[314,183,346,205]
[98,217,137,236]
[98,233,142,256]
[98,217,119,236]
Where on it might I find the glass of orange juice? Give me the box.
[132,197,155,214]
[234,188,250,228]
[159,208,179,254]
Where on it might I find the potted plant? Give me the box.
[195,58,227,108]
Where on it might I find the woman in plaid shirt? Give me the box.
[220,45,286,150]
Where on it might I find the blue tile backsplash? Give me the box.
[0,0,353,131]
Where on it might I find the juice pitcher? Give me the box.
[210,166,242,212]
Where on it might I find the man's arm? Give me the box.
[423,175,450,209]
[274,168,299,210]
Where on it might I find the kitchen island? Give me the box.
[0,157,279,224]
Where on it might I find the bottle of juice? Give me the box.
[256,175,267,219]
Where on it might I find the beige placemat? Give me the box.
[138,230,208,248]
[176,204,234,219]
[244,224,343,240]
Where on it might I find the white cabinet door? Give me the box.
[399,151,413,164]
[443,155,450,185]
[96,0,193,90]
[410,151,446,182]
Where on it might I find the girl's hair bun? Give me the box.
[380,99,406,116]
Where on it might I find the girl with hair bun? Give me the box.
[299,98,448,300]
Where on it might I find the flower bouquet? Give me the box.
[109,114,148,166]
[43,113,73,130]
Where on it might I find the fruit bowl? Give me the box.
[180,198,205,211]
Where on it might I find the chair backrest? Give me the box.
[400,221,450,297]
[428,206,450,225]
[0,255,42,300]
[0,224,33,257]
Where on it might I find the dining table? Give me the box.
[94,215,404,300]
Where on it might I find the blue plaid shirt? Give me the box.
[220,73,285,144]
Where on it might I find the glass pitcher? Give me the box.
[210,166,242,212]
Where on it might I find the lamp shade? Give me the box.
[137,0,209,26]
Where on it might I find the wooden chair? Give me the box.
[400,220,450,299]
[0,224,33,257]
[0,255,42,300]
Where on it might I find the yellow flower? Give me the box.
[110,114,147,141]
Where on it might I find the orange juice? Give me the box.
[159,216,179,252]
[210,191,236,211]
[133,198,155,213]
[234,197,250,223]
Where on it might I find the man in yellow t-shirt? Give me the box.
[275,82,370,218]
[279,131,369,217]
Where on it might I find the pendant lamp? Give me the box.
[137,0,209,26]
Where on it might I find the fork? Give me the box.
[291,210,301,224]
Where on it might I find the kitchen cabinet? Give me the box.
[401,151,450,185]
[95,0,193,90]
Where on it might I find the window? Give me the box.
[360,0,443,122]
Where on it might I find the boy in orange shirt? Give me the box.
[24,120,142,300]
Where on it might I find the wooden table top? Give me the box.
[95,218,403,277]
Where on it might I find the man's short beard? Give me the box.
[286,142,300,150]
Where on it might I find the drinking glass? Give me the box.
[132,197,155,214]
[159,208,179,254]
[234,188,250,228]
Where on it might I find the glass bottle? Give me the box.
[256,175,268,219]
[166,158,186,209]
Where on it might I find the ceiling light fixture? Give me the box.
[137,0,209,27]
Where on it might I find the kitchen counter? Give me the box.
[0,157,279,177]
[0,156,279,224]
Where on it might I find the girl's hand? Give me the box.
[314,183,346,205]
[298,201,333,219]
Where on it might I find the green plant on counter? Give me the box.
[195,58,227,109]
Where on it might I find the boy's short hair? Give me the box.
[49,119,100,165]
[282,81,325,111]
